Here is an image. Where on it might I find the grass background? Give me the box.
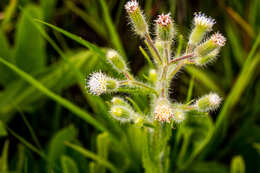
[0,0,260,172]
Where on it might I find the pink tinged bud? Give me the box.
[125,0,139,13]
[125,0,148,37]
[195,32,226,57]
[156,13,174,41]
[211,32,226,47]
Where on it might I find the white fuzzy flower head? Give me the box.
[125,0,139,13]
[156,13,172,27]
[154,99,174,122]
[211,32,226,47]
[194,12,215,31]
[173,110,185,123]
[87,72,107,96]
[208,93,221,108]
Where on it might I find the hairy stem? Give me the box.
[119,80,158,96]
[144,33,163,64]
[169,53,194,64]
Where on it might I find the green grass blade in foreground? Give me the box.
[65,142,119,173]
[34,19,105,57]
[185,66,223,95]
[100,0,126,58]
[0,56,106,132]
[199,33,260,159]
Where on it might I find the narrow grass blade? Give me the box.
[185,66,223,95]
[139,46,154,67]
[34,19,106,57]
[0,56,107,132]
[65,142,119,173]
[100,0,126,58]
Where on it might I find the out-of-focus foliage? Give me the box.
[0,0,259,173]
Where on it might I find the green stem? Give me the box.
[144,33,163,64]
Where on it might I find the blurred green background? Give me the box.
[0,0,260,172]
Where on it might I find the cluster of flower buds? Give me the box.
[86,0,225,126]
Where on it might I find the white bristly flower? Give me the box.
[194,12,215,31]
[154,99,174,122]
[87,72,118,96]
[195,93,222,112]
[189,12,216,45]
[208,93,222,108]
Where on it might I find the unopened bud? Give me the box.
[194,49,219,66]
[156,13,174,42]
[173,110,185,123]
[195,32,226,57]
[125,0,148,37]
[189,12,215,45]
[87,72,119,95]
[106,49,128,72]
[154,98,174,122]
[195,93,221,112]
[149,69,157,83]
[110,105,133,122]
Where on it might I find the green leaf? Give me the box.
[40,0,58,21]
[0,29,15,85]
[189,161,229,173]
[0,55,107,131]
[231,155,245,173]
[14,5,46,75]
[0,120,7,137]
[95,132,110,173]
[61,155,79,173]
[0,140,9,172]
[48,125,77,169]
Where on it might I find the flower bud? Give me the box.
[125,0,148,37]
[173,110,185,123]
[149,69,157,83]
[154,98,174,122]
[106,49,128,72]
[87,72,119,95]
[189,12,215,46]
[156,13,174,42]
[195,93,221,112]
[194,49,219,66]
[195,32,226,57]
[110,105,133,122]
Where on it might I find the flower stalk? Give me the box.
[86,2,226,173]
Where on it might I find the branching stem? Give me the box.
[169,53,194,64]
